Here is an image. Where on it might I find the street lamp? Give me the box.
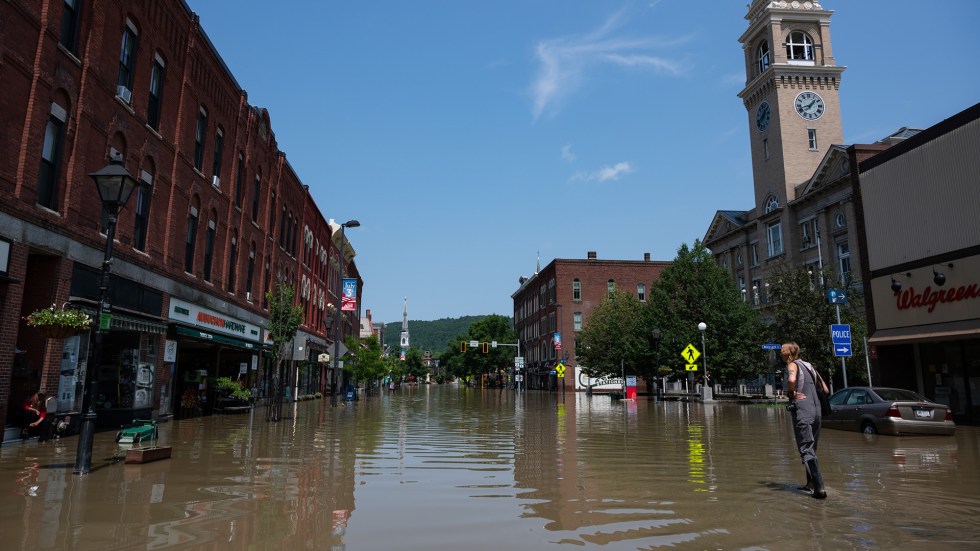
[651,327,662,399]
[331,220,359,407]
[698,321,713,401]
[74,158,137,475]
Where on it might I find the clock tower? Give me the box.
[739,0,845,211]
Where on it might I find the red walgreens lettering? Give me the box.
[895,284,980,314]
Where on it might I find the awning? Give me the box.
[869,319,980,345]
[175,325,262,350]
[110,312,167,334]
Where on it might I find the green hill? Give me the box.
[381,315,511,354]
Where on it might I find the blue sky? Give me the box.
[186,0,980,324]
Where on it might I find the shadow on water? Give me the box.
[1,385,979,550]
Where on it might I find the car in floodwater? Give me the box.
[824,387,955,436]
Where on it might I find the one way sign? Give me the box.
[830,324,852,357]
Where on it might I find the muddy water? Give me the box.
[2,386,978,550]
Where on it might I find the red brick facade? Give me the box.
[0,1,360,438]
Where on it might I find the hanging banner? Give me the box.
[342,278,358,311]
[553,332,562,350]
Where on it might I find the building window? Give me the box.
[763,138,770,160]
[834,211,846,228]
[194,107,207,171]
[202,219,216,282]
[227,236,238,293]
[738,276,746,302]
[737,252,743,266]
[767,220,783,257]
[279,206,287,247]
[750,242,760,267]
[184,206,198,273]
[752,279,762,306]
[548,278,556,304]
[60,0,83,54]
[800,219,816,249]
[757,40,770,74]
[235,153,245,208]
[246,246,256,299]
[637,283,646,302]
[572,279,581,301]
[837,242,851,283]
[147,54,165,131]
[212,128,224,184]
[786,31,813,62]
[607,279,616,296]
[268,191,276,233]
[38,102,68,211]
[764,195,780,213]
[573,312,582,331]
[263,262,271,309]
[132,170,152,251]
[808,128,818,150]
[116,20,138,102]
[252,174,261,223]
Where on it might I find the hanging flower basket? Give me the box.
[25,304,93,339]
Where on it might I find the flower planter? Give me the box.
[125,446,172,464]
[36,325,81,339]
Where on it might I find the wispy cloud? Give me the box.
[570,161,634,183]
[561,144,576,162]
[530,9,686,120]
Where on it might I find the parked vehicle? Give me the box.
[824,387,955,436]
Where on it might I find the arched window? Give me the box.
[184,201,199,273]
[757,40,770,74]
[764,195,780,213]
[786,31,814,62]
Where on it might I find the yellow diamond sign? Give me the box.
[681,344,700,364]
[555,362,566,378]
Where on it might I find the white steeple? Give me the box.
[399,297,410,349]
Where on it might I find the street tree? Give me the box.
[347,334,387,394]
[266,282,303,422]
[764,266,868,388]
[576,290,647,386]
[438,315,516,384]
[645,241,765,386]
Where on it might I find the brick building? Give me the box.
[512,252,669,391]
[0,0,361,443]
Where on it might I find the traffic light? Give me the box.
[481,342,489,354]
[460,341,466,352]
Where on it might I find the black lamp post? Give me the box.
[651,327,661,399]
[74,158,137,475]
[331,220,359,407]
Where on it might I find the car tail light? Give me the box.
[886,406,902,418]
[945,409,953,421]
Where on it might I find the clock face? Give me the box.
[756,101,771,132]
[795,91,825,120]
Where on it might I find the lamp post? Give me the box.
[651,327,661,399]
[74,158,137,475]
[697,322,713,402]
[331,220,359,407]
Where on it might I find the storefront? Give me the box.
[167,298,263,418]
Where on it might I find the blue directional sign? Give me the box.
[830,324,852,357]
[826,289,847,305]
[761,342,782,350]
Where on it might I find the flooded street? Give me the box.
[2,385,979,550]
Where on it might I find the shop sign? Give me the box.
[169,298,261,342]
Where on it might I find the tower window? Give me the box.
[757,40,770,74]
[764,195,780,213]
[808,128,818,150]
[763,138,770,160]
[786,31,814,63]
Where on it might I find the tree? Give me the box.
[437,315,516,384]
[765,266,868,388]
[347,334,387,394]
[266,283,303,421]
[645,241,765,386]
[576,291,647,386]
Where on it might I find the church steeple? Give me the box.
[399,297,410,350]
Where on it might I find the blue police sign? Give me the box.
[830,324,852,357]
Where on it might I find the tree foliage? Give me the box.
[645,241,766,385]
[575,291,648,381]
[764,266,868,388]
[266,283,303,421]
[437,314,516,381]
[346,334,387,385]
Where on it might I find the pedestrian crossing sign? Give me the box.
[681,344,700,363]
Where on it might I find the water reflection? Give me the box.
[1,386,978,550]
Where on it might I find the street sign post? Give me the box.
[831,323,852,357]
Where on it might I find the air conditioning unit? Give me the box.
[116,85,132,103]
[246,292,252,302]
[212,175,221,188]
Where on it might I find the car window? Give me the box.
[874,388,926,402]
[845,390,869,405]
[828,389,849,406]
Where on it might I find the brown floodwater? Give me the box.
[2,385,979,550]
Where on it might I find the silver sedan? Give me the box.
[824,386,955,436]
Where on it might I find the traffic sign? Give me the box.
[681,344,701,363]
[761,342,782,350]
[556,362,566,378]
[685,364,699,371]
[831,324,852,357]
[826,289,847,305]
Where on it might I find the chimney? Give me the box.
[587,251,597,260]
[644,253,651,261]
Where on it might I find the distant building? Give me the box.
[512,252,669,391]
